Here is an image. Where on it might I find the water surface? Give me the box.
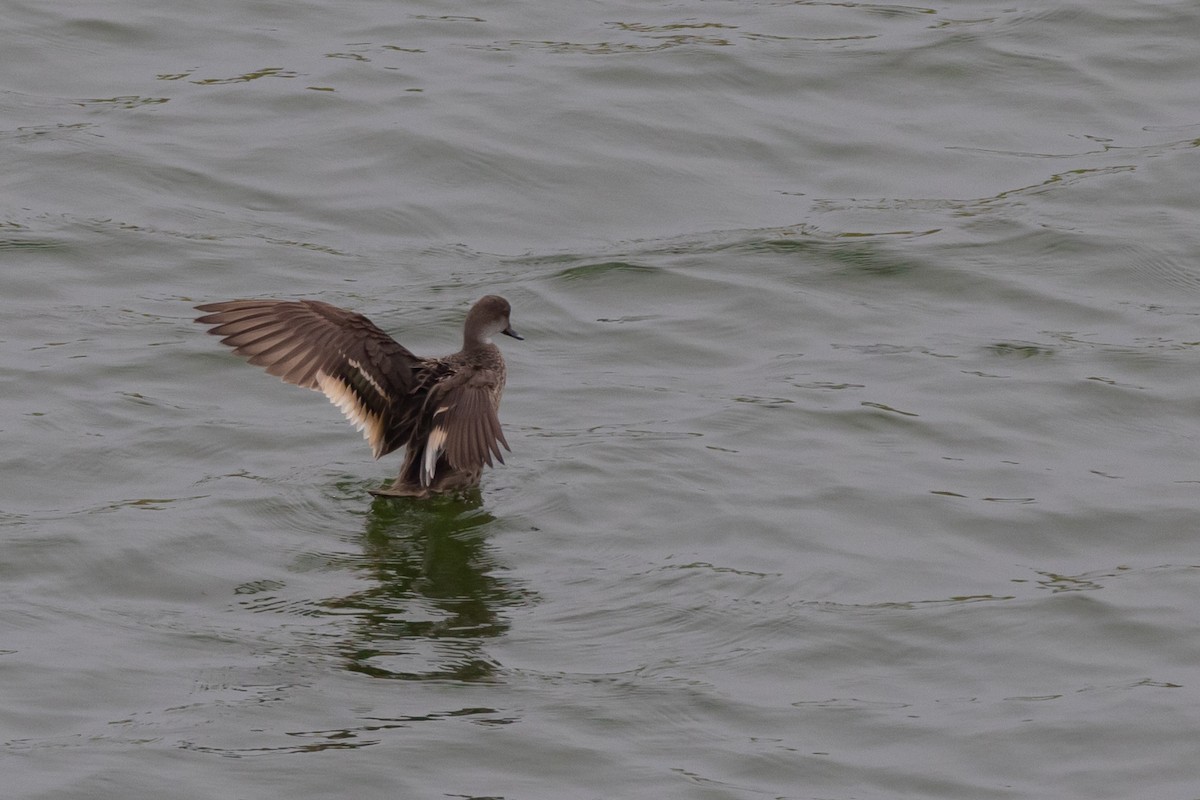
[4,1,1200,798]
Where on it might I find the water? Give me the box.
[4,0,1200,797]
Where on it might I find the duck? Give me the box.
[195,295,522,497]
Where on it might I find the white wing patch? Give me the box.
[317,370,385,458]
[347,358,387,400]
[421,405,452,486]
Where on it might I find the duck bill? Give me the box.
[502,326,524,340]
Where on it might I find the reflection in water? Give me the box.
[324,494,526,682]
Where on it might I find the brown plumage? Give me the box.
[195,295,522,497]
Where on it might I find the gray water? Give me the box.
[5,1,1200,798]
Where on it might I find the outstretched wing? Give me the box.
[420,373,510,487]
[195,299,419,458]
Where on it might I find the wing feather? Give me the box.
[439,381,508,473]
[196,299,420,457]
